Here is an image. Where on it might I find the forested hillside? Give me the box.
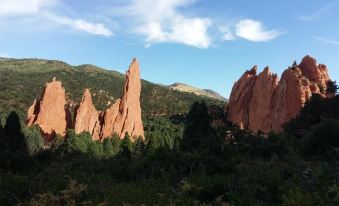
[0,58,224,117]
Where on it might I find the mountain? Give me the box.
[0,58,224,119]
[169,82,227,101]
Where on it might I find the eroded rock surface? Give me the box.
[100,58,144,140]
[27,78,68,140]
[74,89,101,140]
[228,55,332,134]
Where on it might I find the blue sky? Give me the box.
[0,0,338,98]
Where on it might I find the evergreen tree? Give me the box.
[103,138,114,157]
[110,133,121,154]
[63,129,77,154]
[120,133,133,158]
[88,141,104,157]
[133,136,145,157]
[327,80,338,95]
[24,126,44,155]
[3,111,27,153]
[181,101,216,152]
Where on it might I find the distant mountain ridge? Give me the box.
[169,82,227,101]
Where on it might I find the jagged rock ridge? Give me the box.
[228,55,332,134]
[27,59,144,142]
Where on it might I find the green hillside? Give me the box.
[0,58,224,116]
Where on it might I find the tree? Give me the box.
[303,119,339,158]
[327,80,338,95]
[120,133,133,158]
[110,133,121,154]
[88,141,103,157]
[63,129,77,154]
[24,126,44,155]
[133,136,145,157]
[181,101,216,152]
[103,138,114,157]
[3,111,27,153]
[75,132,92,153]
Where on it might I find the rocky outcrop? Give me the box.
[27,59,145,142]
[100,58,144,140]
[271,67,312,133]
[74,89,101,141]
[228,66,257,129]
[228,55,332,134]
[27,78,68,140]
[248,67,279,133]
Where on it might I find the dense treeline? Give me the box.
[1,94,339,205]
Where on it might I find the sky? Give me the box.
[0,0,338,98]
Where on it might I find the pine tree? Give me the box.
[120,133,133,158]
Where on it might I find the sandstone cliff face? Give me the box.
[27,59,145,142]
[271,68,312,133]
[27,78,68,140]
[228,55,331,134]
[74,89,101,141]
[228,66,257,129]
[248,67,279,133]
[100,58,144,140]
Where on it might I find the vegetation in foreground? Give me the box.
[1,94,339,206]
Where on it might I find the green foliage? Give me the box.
[182,101,217,151]
[284,94,339,138]
[22,179,89,206]
[120,133,133,158]
[327,80,338,95]
[23,126,44,156]
[88,141,104,157]
[303,119,339,158]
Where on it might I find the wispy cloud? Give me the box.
[221,19,285,42]
[314,36,339,45]
[0,0,113,37]
[299,2,335,21]
[44,12,113,37]
[116,0,212,48]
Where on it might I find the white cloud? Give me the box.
[314,36,339,45]
[0,0,56,16]
[44,13,113,37]
[299,2,335,21]
[234,19,285,42]
[117,0,212,48]
[0,0,112,37]
[220,19,285,42]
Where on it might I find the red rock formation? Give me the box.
[228,66,257,129]
[271,68,312,133]
[27,78,68,140]
[228,55,332,134]
[74,89,101,140]
[100,58,144,140]
[248,67,279,133]
[27,59,145,142]
[298,55,330,91]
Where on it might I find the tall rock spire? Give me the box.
[27,78,68,140]
[100,58,144,140]
[74,89,101,140]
